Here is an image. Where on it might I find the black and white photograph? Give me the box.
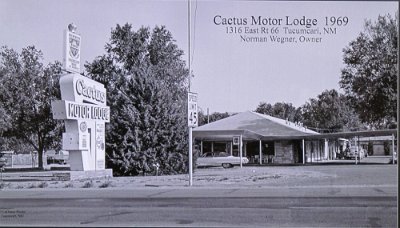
[0,0,398,227]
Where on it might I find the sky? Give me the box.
[0,0,398,113]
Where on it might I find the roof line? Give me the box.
[250,111,319,134]
[301,129,397,139]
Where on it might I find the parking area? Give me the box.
[0,159,397,190]
[302,155,395,165]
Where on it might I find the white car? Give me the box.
[345,146,365,160]
[197,152,249,168]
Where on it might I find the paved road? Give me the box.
[0,186,397,227]
[0,164,397,227]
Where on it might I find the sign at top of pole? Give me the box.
[63,23,81,73]
[188,92,198,127]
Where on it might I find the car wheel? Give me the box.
[222,163,232,168]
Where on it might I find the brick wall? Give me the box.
[274,141,294,164]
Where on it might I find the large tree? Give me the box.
[255,102,303,123]
[197,109,231,126]
[340,13,397,128]
[302,89,363,132]
[85,24,189,176]
[0,46,62,168]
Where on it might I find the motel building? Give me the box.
[192,111,397,165]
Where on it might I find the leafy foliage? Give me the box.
[85,24,189,176]
[0,46,63,168]
[301,89,363,132]
[198,110,232,126]
[340,13,397,128]
[255,102,303,123]
[253,91,363,133]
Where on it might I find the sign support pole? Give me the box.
[187,92,197,186]
[189,127,193,186]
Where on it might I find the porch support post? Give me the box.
[324,139,329,160]
[230,141,233,156]
[200,140,203,155]
[211,142,214,153]
[240,135,243,168]
[259,140,263,165]
[392,134,396,165]
[302,139,305,164]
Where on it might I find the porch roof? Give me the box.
[193,111,318,140]
[192,111,397,141]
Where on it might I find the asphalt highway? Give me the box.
[0,186,397,227]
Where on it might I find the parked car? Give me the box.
[344,146,365,160]
[197,152,249,168]
[46,150,69,165]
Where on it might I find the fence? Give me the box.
[1,153,38,168]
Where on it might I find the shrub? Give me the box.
[64,182,74,188]
[27,183,36,189]
[98,180,113,188]
[82,180,93,188]
[37,182,48,188]
[0,182,9,189]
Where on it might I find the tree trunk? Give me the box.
[38,149,43,169]
[38,139,44,169]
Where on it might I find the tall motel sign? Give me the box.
[52,24,110,171]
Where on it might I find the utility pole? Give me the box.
[188,0,192,186]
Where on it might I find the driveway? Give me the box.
[0,163,397,189]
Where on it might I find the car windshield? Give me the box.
[216,152,228,157]
[203,153,213,157]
